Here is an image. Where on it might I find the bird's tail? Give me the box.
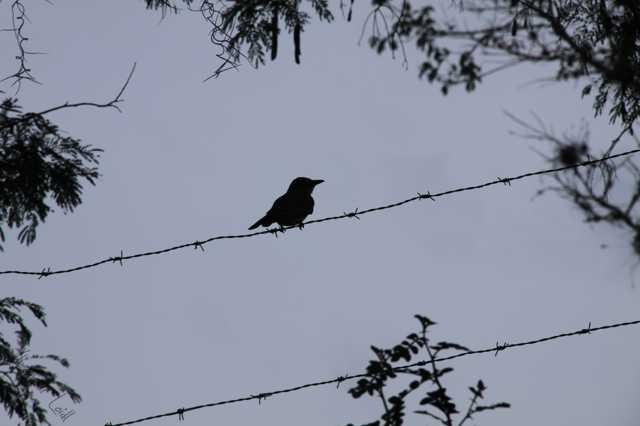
[248,215,271,230]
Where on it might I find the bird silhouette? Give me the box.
[249,177,324,230]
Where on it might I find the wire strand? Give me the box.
[104,318,640,426]
[3,149,639,278]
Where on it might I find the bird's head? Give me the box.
[288,177,324,194]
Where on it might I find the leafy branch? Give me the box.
[0,297,80,426]
[0,64,135,251]
[346,315,509,426]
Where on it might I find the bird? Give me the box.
[248,177,324,230]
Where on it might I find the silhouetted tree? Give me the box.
[346,315,509,426]
[0,10,134,418]
[0,100,101,251]
[0,0,136,250]
[0,297,80,425]
[0,48,134,251]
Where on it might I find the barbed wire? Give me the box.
[2,148,639,278]
[104,318,640,426]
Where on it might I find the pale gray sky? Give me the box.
[1,1,639,426]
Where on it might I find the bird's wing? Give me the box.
[268,193,292,215]
[266,193,314,224]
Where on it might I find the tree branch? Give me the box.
[37,62,137,116]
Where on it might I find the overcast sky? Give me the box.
[1,1,639,426]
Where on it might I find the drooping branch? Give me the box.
[509,111,640,256]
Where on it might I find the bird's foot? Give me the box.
[298,223,305,230]
[269,226,286,238]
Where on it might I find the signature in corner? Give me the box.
[48,393,76,423]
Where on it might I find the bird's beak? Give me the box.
[312,179,324,185]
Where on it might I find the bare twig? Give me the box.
[36,62,137,116]
[509,112,640,256]
[457,393,479,426]
[1,0,42,91]
[0,63,137,132]
[186,1,255,81]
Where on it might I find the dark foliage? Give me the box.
[219,0,333,66]
[364,0,640,127]
[0,297,80,426]
[143,0,195,13]
[153,1,639,128]
[0,99,102,251]
[145,0,334,77]
[346,315,509,426]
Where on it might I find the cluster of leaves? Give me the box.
[0,99,102,251]
[575,0,640,127]
[365,0,640,126]
[346,315,509,426]
[145,0,334,70]
[0,297,80,425]
[219,0,334,66]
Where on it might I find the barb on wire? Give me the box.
[105,318,640,426]
[417,191,436,201]
[336,374,348,388]
[493,341,508,356]
[2,148,639,278]
[497,177,512,186]
[344,208,361,220]
[37,267,51,279]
